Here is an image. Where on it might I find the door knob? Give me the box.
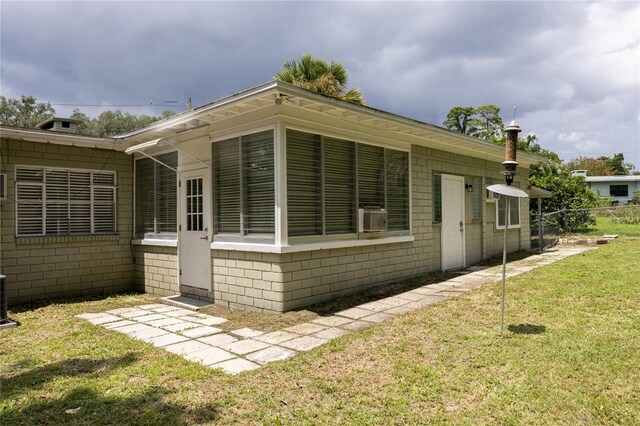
[200,236,208,240]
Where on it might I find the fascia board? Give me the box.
[0,127,122,151]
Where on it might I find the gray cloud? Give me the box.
[2,1,638,168]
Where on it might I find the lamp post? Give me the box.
[487,120,528,334]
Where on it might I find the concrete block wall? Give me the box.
[1,138,135,306]
[213,242,418,312]
[132,245,178,296]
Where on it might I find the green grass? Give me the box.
[2,239,639,425]
[584,216,640,237]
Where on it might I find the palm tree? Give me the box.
[275,54,365,105]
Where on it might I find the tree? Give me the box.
[469,104,504,141]
[566,153,635,176]
[0,95,55,128]
[70,108,175,137]
[275,54,365,105]
[529,162,598,232]
[443,106,476,134]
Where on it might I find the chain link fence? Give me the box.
[530,205,640,249]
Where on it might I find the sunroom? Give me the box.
[123,81,539,312]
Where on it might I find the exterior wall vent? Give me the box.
[358,208,388,233]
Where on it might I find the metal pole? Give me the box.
[500,196,510,335]
[537,197,544,251]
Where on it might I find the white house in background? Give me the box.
[584,175,640,203]
[1,81,544,312]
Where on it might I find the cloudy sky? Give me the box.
[2,1,639,169]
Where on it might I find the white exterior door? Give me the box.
[441,174,465,270]
[179,170,211,290]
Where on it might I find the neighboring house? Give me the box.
[0,81,543,312]
[585,175,640,203]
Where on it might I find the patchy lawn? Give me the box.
[2,238,639,425]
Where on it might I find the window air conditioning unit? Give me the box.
[358,208,388,233]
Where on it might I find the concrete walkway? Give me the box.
[77,246,593,374]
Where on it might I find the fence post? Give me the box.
[538,212,544,251]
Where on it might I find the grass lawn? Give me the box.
[2,236,639,424]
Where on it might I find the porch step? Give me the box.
[159,295,212,311]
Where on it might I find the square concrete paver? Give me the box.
[136,314,169,323]
[358,301,396,312]
[340,320,374,331]
[162,309,198,317]
[113,323,155,335]
[283,323,326,335]
[335,307,376,320]
[361,312,396,323]
[209,358,260,374]
[197,333,238,347]
[221,339,271,355]
[164,340,212,356]
[180,326,223,338]
[395,292,429,302]
[313,327,348,340]
[246,346,297,365]
[87,314,122,325]
[120,310,153,319]
[231,327,264,338]
[311,316,353,327]
[279,336,327,352]
[103,319,136,329]
[134,328,170,341]
[146,317,185,328]
[105,307,142,315]
[384,306,414,316]
[183,347,236,366]
[146,333,190,348]
[163,322,202,332]
[255,330,299,344]
[188,316,228,326]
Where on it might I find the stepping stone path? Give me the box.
[77,246,593,374]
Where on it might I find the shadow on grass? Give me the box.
[0,385,219,425]
[2,353,139,400]
[508,323,546,335]
[304,271,458,316]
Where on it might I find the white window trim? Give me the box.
[495,196,521,230]
[131,238,178,247]
[211,234,415,254]
[15,165,117,237]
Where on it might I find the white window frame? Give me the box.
[15,165,117,237]
[495,196,521,230]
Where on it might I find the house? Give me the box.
[584,175,640,203]
[0,81,543,312]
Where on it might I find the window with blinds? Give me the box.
[433,174,442,224]
[386,150,409,230]
[135,152,177,239]
[15,167,116,237]
[286,129,409,237]
[212,130,275,236]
